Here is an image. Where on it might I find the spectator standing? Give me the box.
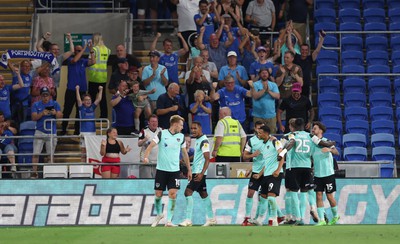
[88,32,110,119]
[248,67,280,134]
[275,50,303,99]
[194,0,220,45]
[138,115,162,178]
[0,120,18,175]
[217,14,246,64]
[245,0,276,43]
[277,83,314,133]
[9,60,32,123]
[142,51,169,112]
[61,43,96,136]
[190,90,212,135]
[218,51,249,87]
[111,44,142,74]
[0,70,24,120]
[108,58,129,94]
[110,81,136,135]
[150,32,189,85]
[136,0,158,36]
[212,107,247,162]
[31,87,63,178]
[31,62,56,105]
[284,0,313,44]
[216,0,242,27]
[172,0,200,48]
[185,56,212,106]
[156,83,181,129]
[249,46,276,82]
[200,49,219,81]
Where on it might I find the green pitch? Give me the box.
[2,225,400,244]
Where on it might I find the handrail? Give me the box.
[36,0,129,13]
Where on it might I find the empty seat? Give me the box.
[324,133,343,149]
[388,0,400,9]
[343,133,367,147]
[343,146,367,161]
[69,165,93,178]
[379,161,395,178]
[363,8,386,23]
[364,22,387,37]
[19,120,36,136]
[18,138,34,152]
[391,36,400,50]
[391,50,400,66]
[344,93,367,107]
[369,92,392,108]
[394,78,400,93]
[315,8,336,23]
[362,0,384,9]
[319,106,343,121]
[367,65,390,79]
[341,50,364,65]
[371,120,395,134]
[372,146,396,161]
[324,120,343,135]
[316,50,339,66]
[365,36,388,51]
[339,8,361,23]
[368,77,391,94]
[343,78,366,93]
[318,78,340,93]
[395,92,400,107]
[397,107,400,120]
[389,8,400,23]
[371,133,395,147]
[316,0,336,9]
[370,106,394,121]
[316,64,339,79]
[366,50,388,66]
[344,106,368,120]
[318,92,341,108]
[340,22,362,37]
[389,22,400,37]
[342,64,365,75]
[338,0,360,9]
[43,165,68,179]
[393,64,400,74]
[314,22,337,37]
[322,35,338,48]
[345,119,369,139]
[341,36,363,51]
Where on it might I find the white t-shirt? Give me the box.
[177,0,199,32]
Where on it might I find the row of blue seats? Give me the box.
[314,22,400,37]
[315,8,400,24]
[319,92,398,108]
[319,77,400,94]
[315,0,399,10]
[325,132,395,148]
[318,50,400,66]
[316,64,399,79]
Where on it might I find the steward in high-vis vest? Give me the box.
[212,107,247,162]
[88,33,110,118]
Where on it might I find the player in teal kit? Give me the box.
[278,118,335,225]
[311,122,340,226]
[144,115,192,227]
[247,125,284,226]
[179,121,216,227]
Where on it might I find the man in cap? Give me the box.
[218,51,248,87]
[249,46,275,82]
[108,58,130,94]
[31,87,63,178]
[277,82,314,133]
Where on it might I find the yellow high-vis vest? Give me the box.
[88,45,110,83]
[217,117,242,157]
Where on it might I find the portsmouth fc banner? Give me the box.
[0,50,60,75]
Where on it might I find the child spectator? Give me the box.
[127,81,155,133]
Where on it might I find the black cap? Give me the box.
[40,87,50,95]
[117,58,128,64]
[148,50,160,57]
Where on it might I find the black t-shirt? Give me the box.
[186,80,212,105]
[108,70,129,91]
[288,0,309,23]
[110,54,142,73]
[156,93,179,129]
[294,54,313,96]
[279,95,312,124]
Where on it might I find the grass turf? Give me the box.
[1,225,400,244]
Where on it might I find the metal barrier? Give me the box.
[36,0,129,13]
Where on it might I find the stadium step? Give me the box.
[0,43,30,50]
[0,21,31,27]
[0,14,32,21]
[0,29,31,35]
[0,36,31,43]
[0,0,33,4]
[0,7,34,13]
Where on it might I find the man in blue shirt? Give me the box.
[150,32,189,84]
[248,67,280,134]
[0,71,25,120]
[9,60,32,123]
[218,51,249,87]
[61,43,95,135]
[31,87,63,178]
[110,81,135,135]
[194,0,219,45]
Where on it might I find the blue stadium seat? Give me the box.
[367,65,390,79]
[318,92,341,108]
[345,119,369,139]
[343,133,367,147]
[315,8,336,23]
[338,0,360,9]
[372,147,396,161]
[315,0,336,9]
[340,22,362,37]
[19,120,36,136]
[369,92,392,108]
[370,106,394,121]
[342,64,365,75]
[396,107,400,120]
[322,35,338,48]
[395,93,400,107]
[341,50,364,65]
[365,36,388,51]
[339,8,361,23]
[366,50,388,66]
[371,133,395,147]
[391,50,400,66]
[362,0,384,9]
[314,22,337,37]
[364,22,387,38]
[394,78,400,94]
[371,120,395,134]
[389,22,400,37]
[341,36,363,51]
[388,0,400,9]
[389,8,400,23]
[316,50,339,66]
[393,64,400,74]
[344,106,368,120]
[344,93,367,108]
[324,133,343,149]
[324,120,343,135]
[333,147,342,161]
[391,36,400,51]
[319,106,343,121]
[18,138,34,152]
[379,161,395,178]
[316,65,339,79]
[343,78,366,93]
[363,8,386,23]
[318,78,340,94]
[368,77,391,94]
[343,146,368,161]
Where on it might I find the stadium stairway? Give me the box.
[0,0,33,83]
